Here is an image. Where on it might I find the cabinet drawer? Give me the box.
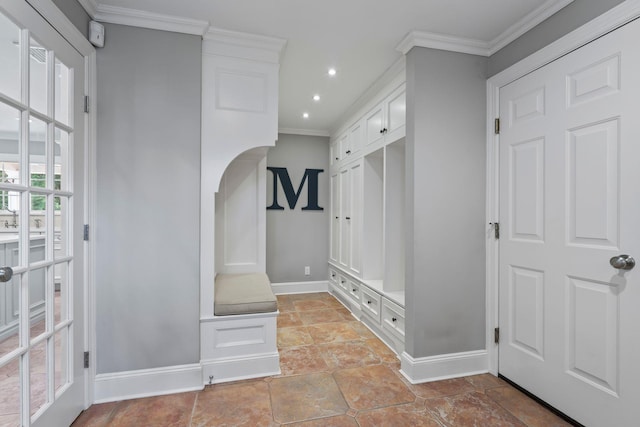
[329,268,338,285]
[347,279,360,303]
[337,275,348,292]
[360,286,381,322]
[382,299,405,340]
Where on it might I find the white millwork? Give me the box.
[199,28,285,385]
[498,17,640,426]
[328,68,407,356]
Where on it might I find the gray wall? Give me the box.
[266,134,329,283]
[488,0,625,76]
[96,24,201,373]
[405,48,487,358]
[52,0,90,39]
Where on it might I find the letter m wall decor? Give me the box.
[267,167,324,211]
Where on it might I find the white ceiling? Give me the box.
[91,0,572,135]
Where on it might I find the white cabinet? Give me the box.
[331,120,364,167]
[335,160,362,276]
[329,171,340,263]
[365,84,406,147]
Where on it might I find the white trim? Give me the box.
[94,364,203,403]
[486,0,640,377]
[271,280,329,295]
[278,128,330,137]
[488,0,574,55]
[25,0,95,55]
[203,27,287,64]
[77,0,97,18]
[395,1,574,57]
[396,30,490,56]
[94,4,209,36]
[399,350,488,384]
[201,352,281,385]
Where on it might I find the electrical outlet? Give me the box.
[304,266,311,276]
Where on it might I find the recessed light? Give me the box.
[313,94,320,101]
[328,68,337,76]
[303,112,309,119]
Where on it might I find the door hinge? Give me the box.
[83,224,89,241]
[494,327,500,344]
[84,95,90,113]
[494,118,500,134]
[84,351,90,368]
[490,222,499,239]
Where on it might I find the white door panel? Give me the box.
[499,17,640,426]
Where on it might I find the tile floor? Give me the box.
[72,292,573,427]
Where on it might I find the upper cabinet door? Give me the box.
[365,103,385,146]
[385,85,406,142]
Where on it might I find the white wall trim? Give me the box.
[400,350,488,384]
[278,128,330,137]
[94,364,203,403]
[396,30,491,57]
[271,280,329,295]
[26,0,94,55]
[94,4,209,36]
[203,27,287,64]
[201,352,281,384]
[77,0,97,18]
[485,0,640,377]
[396,1,574,57]
[488,0,574,55]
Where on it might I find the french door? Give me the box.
[0,1,85,426]
[498,17,640,426]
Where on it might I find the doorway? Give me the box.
[497,17,640,427]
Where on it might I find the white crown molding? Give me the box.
[278,128,330,137]
[203,27,287,64]
[396,0,574,57]
[489,0,574,55]
[396,30,490,56]
[94,4,209,36]
[77,0,98,18]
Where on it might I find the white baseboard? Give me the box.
[271,280,329,295]
[94,363,203,403]
[201,351,281,384]
[400,350,488,384]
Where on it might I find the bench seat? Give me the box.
[214,273,277,316]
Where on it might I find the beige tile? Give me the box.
[409,377,478,399]
[277,326,314,348]
[356,403,443,427]
[333,364,415,411]
[425,391,526,427]
[298,309,346,325]
[279,345,330,376]
[270,372,349,424]
[464,374,507,392]
[306,322,362,344]
[365,338,399,364]
[108,392,196,427]
[191,381,275,427]
[71,401,120,427]
[486,386,573,427]
[294,299,332,311]
[287,414,359,426]
[278,311,302,328]
[320,341,381,369]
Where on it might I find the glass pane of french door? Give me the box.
[0,2,85,426]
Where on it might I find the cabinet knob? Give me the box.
[335,157,339,160]
[331,273,336,277]
[352,288,357,292]
[345,217,351,220]
[335,216,339,219]
[392,317,397,322]
[341,280,345,284]
[367,300,372,305]
[379,129,384,134]
[346,150,351,155]
[382,128,388,133]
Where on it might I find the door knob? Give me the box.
[609,255,635,270]
[0,266,13,282]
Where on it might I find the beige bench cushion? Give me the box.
[214,273,278,316]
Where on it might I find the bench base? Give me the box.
[200,311,280,384]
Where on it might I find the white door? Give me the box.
[0,1,85,426]
[499,18,640,427]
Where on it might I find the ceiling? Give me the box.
[90,0,572,136]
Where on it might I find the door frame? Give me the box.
[485,0,640,376]
[23,0,97,409]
